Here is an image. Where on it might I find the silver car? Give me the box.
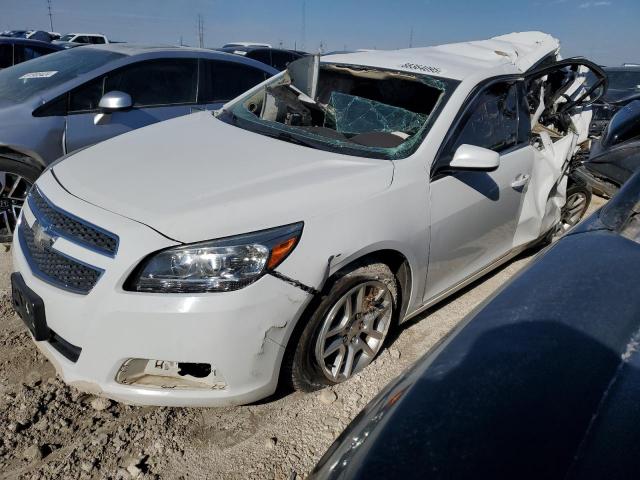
[0,44,277,242]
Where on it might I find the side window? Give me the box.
[246,50,272,67]
[13,45,50,64]
[104,59,198,107]
[12,46,26,64]
[270,51,295,71]
[69,76,105,112]
[200,60,268,103]
[90,36,106,45]
[0,44,12,68]
[449,82,519,157]
[33,94,67,117]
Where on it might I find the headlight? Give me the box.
[126,222,303,293]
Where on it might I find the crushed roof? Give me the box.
[322,32,560,80]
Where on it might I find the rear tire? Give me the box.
[284,261,398,392]
[559,182,592,234]
[0,157,41,244]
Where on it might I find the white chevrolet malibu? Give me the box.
[10,32,605,406]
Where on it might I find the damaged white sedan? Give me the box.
[11,32,606,406]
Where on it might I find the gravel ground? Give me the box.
[0,196,605,480]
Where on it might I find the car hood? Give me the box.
[53,111,394,243]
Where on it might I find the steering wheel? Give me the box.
[558,76,607,113]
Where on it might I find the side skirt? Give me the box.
[402,238,543,323]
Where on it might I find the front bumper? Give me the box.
[12,172,312,406]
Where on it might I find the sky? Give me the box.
[2,0,638,66]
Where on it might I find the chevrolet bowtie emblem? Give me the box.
[32,220,56,251]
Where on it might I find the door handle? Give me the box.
[511,174,530,189]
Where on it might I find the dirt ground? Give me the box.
[0,196,606,480]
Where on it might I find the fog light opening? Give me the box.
[177,362,211,378]
[116,359,226,390]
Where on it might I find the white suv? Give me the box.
[11,32,605,406]
[55,33,109,46]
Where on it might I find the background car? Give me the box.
[0,30,30,38]
[589,65,640,135]
[222,42,272,48]
[0,44,277,242]
[0,37,62,70]
[312,172,640,480]
[53,33,110,49]
[581,99,640,196]
[218,46,307,70]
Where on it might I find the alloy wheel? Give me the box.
[0,172,31,242]
[559,191,588,233]
[315,280,393,382]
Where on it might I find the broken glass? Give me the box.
[326,91,427,137]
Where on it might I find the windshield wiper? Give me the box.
[269,131,318,148]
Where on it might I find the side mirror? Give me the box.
[450,144,500,172]
[98,91,132,113]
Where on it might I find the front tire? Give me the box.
[286,262,398,392]
[0,157,40,244]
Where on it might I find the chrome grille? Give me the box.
[19,219,102,294]
[28,188,118,256]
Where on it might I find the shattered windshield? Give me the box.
[220,62,458,160]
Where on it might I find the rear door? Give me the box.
[512,58,607,245]
[424,80,535,301]
[64,58,198,153]
[425,59,607,302]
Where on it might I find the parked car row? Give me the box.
[0,29,60,42]
[6,31,609,407]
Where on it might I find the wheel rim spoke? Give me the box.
[353,285,365,314]
[342,344,356,378]
[360,340,375,357]
[365,329,384,340]
[331,345,346,378]
[323,338,344,358]
[325,296,351,337]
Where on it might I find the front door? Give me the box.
[424,80,534,301]
[64,58,199,153]
[65,105,192,153]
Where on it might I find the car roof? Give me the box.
[85,43,250,57]
[322,31,560,81]
[84,44,281,71]
[218,46,306,55]
[64,33,105,36]
[81,44,277,72]
[0,37,62,49]
[223,42,272,48]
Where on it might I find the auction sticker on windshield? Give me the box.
[19,71,58,80]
